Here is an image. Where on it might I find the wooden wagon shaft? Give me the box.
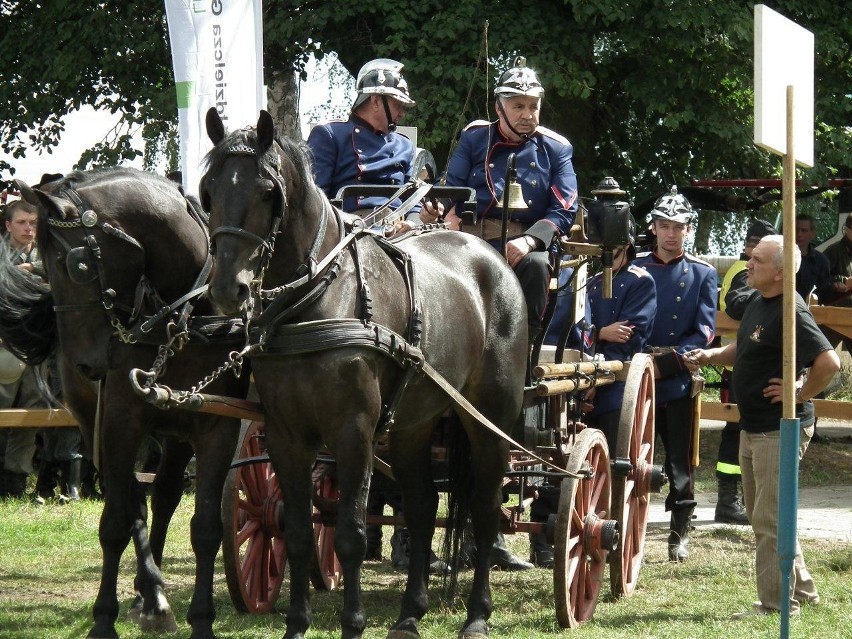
[537,375,615,397]
[534,359,624,380]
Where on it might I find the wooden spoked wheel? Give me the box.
[554,428,615,628]
[222,421,287,614]
[609,353,656,598]
[309,465,342,591]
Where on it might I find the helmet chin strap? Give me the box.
[380,96,397,132]
[496,99,530,142]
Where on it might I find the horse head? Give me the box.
[201,108,318,317]
[16,169,209,382]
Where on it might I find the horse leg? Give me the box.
[184,425,238,639]
[266,434,317,639]
[87,425,148,639]
[459,429,509,639]
[129,438,192,631]
[330,415,379,639]
[386,424,438,639]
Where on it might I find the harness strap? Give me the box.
[419,361,583,478]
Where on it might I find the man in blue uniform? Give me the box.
[584,232,657,453]
[444,57,578,339]
[632,187,716,562]
[307,58,441,230]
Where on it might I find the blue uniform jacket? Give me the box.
[588,264,657,416]
[307,115,416,213]
[632,251,717,404]
[445,120,578,243]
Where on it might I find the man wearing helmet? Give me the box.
[444,57,578,340]
[632,187,717,562]
[307,58,441,226]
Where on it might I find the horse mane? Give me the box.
[0,241,56,364]
[203,126,314,193]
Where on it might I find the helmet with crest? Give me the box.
[352,59,416,109]
[495,56,544,99]
[650,185,694,224]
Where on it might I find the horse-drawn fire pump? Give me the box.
[130,124,666,631]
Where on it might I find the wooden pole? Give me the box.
[782,85,797,417]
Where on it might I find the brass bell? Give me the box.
[502,178,528,211]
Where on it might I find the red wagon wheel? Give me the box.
[553,428,616,628]
[222,421,287,614]
[609,353,656,598]
[310,463,342,591]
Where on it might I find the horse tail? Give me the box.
[0,242,57,364]
[440,410,472,598]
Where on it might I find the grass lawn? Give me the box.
[1,429,850,639]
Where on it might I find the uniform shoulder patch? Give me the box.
[633,251,652,260]
[627,264,649,278]
[463,119,491,131]
[685,253,713,268]
[537,126,570,146]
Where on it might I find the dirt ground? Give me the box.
[650,418,852,542]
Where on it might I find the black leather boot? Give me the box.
[35,461,59,502]
[4,471,28,498]
[60,459,82,502]
[390,528,410,571]
[80,458,102,500]
[668,507,694,562]
[490,532,533,571]
[529,532,554,568]
[714,475,748,525]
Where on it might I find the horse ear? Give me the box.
[257,110,274,153]
[206,107,226,145]
[15,179,75,220]
[14,179,38,206]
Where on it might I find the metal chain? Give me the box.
[140,321,190,388]
[164,347,249,406]
[47,218,84,229]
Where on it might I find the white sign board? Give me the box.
[754,4,814,167]
[164,0,266,196]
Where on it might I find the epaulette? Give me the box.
[633,251,652,259]
[627,264,650,278]
[537,126,571,146]
[684,253,714,268]
[463,119,492,131]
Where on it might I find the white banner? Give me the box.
[164,0,266,196]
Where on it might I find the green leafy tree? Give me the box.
[2,0,849,239]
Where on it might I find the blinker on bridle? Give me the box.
[47,187,145,343]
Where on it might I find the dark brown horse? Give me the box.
[2,168,249,639]
[200,108,528,639]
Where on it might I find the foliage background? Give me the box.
[1,1,850,251]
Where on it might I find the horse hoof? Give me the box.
[387,630,420,639]
[458,633,488,639]
[139,610,179,633]
[127,593,143,622]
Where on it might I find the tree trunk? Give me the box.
[267,69,302,140]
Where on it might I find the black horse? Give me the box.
[1,168,249,639]
[201,108,528,639]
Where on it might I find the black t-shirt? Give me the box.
[731,291,833,432]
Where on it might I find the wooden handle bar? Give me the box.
[534,360,624,380]
[536,375,615,397]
